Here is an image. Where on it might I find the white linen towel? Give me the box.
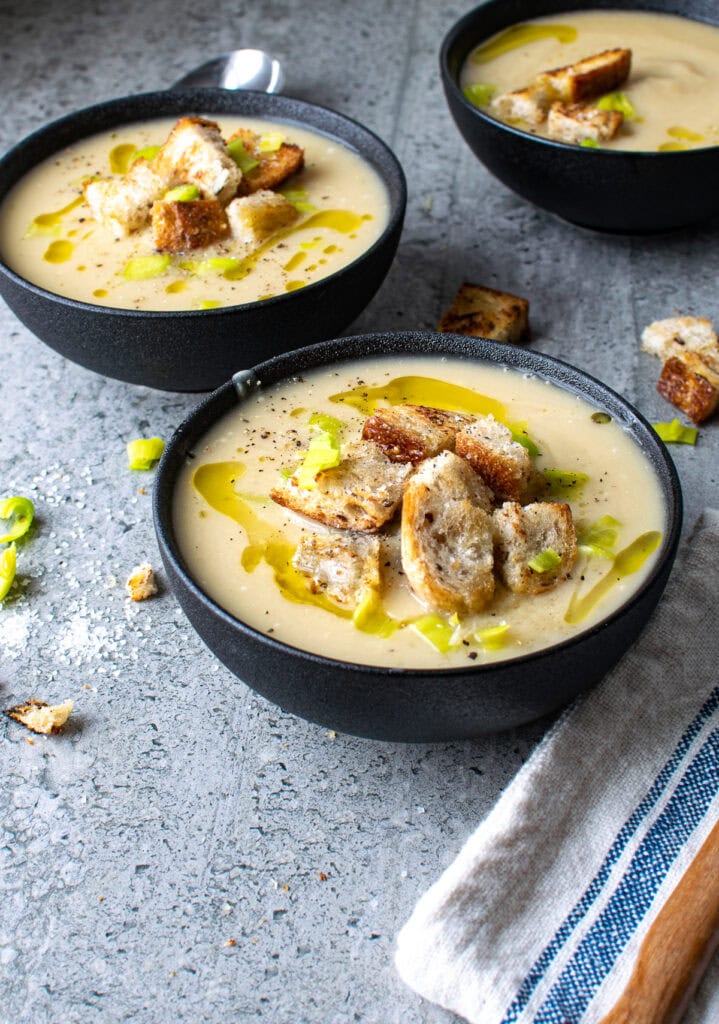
[396,509,719,1024]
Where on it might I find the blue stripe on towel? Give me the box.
[534,728,719,1023]
[500,685,719,1024]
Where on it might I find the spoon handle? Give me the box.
[599,816,719,1024]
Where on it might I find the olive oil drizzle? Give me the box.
[192,461,352,619]
[564,530,661,624]
[470,23,577,65]
[328,375,506,419]
[26,195,85,237]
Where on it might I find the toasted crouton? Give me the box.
[657,355,719,424]
[546,102,623,144]
[641,316,719,422]
[361,404,474,464]
[401,451,495,613]
[293,533,382,607]
[456,415,540,501]
[152,198,230,251]
[438,282,530,343]
[84,158,166,238]
[5,698,74,735]
[226,189,299,247]
[229,128,305,195]
[641,316,719,376]
[535,48,631,104]
[490,86,550,126]
[492,501,576,594]
[270,441,413,533]
[126,563,158,601]
[153,117,242,204]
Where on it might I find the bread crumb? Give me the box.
[126,563,158,601]
[5,697,74,734]
[225,937,237,947]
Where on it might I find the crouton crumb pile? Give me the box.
[84,116,304,253]
[271,403,577,616]
[641,315,719,424]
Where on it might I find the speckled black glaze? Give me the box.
[0,89,406,391]
[153,331,683,742]
[440,0,719,233]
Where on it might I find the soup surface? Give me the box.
[461,9,719,151]
[0,116,389,311]
[172,355,666,670]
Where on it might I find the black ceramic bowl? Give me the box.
[153,330,682,742]
[440,0,719,232]
[0,89,406,391]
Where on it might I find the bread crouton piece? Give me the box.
[84,158,166,238]
[226,189,298,247]
[546,102,623,144]
[490,86,550,126]
[126,563,158,601]
[361,404,474,465]
[293,533,382,608]
[153,117,242,204]
[438,282,530,343]
[535,48,631,104]
[641,316,719,377]
[401,451,495,614]
[270,441,413,533]
[493,501,576,595]
[657,355,719,424]
[456,415,540,501]
[5,698,73,735]
[641,316,719,422]
[229,128,305,195]
[152,198,230,252]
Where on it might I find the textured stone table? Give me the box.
[1,2,718,1022]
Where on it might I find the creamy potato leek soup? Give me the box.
[0,116,389,311]
[461,10,719,152]
[172,355,665,670]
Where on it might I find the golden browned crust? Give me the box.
[546,102,623,144]
[536,48,631,104]
[361,405,473,464]
[229,128,305,195]
[657,355,719,424]
[455,417,539,502]
[152,198,230,252]
[5,698,74,734]
[438,282,530,343]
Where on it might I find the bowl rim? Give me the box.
[439,0,719,158]
[0,87,407,318]
[153,329,683,680]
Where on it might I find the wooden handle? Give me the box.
[599,817,719,1024]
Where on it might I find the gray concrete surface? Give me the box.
[1,1,718,1022]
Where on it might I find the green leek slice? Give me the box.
[228,138,259,173]
[0,542,16,601]
[462,82,496,107]
[163,184,200,201]
[528,548,562,573]
[352,590,399,638]
[542,468,589,497]
[410,614,459,653]
[0,497,35,543]
[577,514,621,558]
[294,433,341,489]
[122,255,171,280]
[259,131,284,152]
[508,421,540,457]
[596,91,635,118]
[475,622,510,650]
[127,437,165,470]
[653,419,698,445]
[580,138,600,149]
[130,145,161,165]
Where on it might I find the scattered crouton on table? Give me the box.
[438,282,531,343]
[5,698,74,735]
[641,315,719,423]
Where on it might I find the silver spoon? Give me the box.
[172,49,285,92]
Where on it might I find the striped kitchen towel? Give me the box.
[395,509,719,1024]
